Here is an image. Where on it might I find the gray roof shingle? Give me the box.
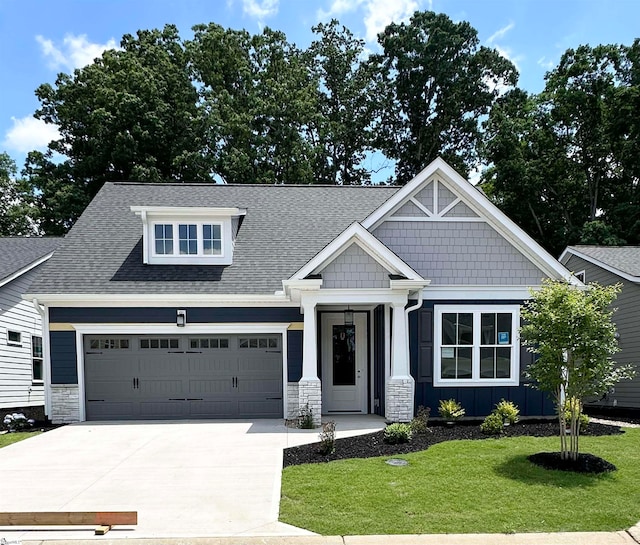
[566,245,640,278]
[28,183,400,295]
[0,237,62,284]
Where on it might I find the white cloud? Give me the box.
[36,34,118,71]
[317,0,364,21]
[2,116,60,153]
[362,0,421,43]
[240,0,279,23]
[537,56,555,70]
[486,22,514,45]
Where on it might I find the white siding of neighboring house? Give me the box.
[0,267,44,410]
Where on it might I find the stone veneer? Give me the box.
[298,378,322,427]
[50,385,80,424]
[286,382,299,419]
[385,377,414,422]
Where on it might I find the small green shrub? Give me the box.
[298,404,315,429]
[318,420,336,455]
[410,405,431,435]
[438,399,465,421]
[562,400,590,431]
[495,399,520,425]
[480,411,504,435]
[384,423,413,444]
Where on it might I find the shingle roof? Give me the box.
[566,245,640,278]
[0,237,62,284]
[28,182,400,295]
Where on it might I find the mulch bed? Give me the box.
[283,419,623,468]
[528,452,617,474]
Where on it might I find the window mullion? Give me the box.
[473,311,480,380]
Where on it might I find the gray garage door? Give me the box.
[84,334,283,420]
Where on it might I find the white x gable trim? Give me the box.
[362,157,579,285]
[290,222,423,282]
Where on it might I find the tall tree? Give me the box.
[0,152,36,236]
[189,24,318,184]
[307,20,375,185]
[370,11,517,182]
[26,25,208,234]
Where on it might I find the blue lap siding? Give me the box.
[50,331,78,384]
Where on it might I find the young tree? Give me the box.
[520,279,635,461]
[0,152,36,236]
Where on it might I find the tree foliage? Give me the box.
[482,42,640,255]
[0,152,35,236]
[371,11,517,182]
[520,280,635,461]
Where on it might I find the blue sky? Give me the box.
[1,0,639,173]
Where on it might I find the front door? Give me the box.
[321,312,368,413]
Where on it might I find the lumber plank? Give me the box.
[95,525,111,535]
[0,511,137,526]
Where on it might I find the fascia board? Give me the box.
[0,252,54,290]
[560,247,640,284]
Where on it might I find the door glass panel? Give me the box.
[333,324,356,386]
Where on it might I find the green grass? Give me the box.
[280,429,640,535]
[0,431,41,448]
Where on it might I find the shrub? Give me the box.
[318,421,336,455]
[410,405,431,435]
[298,404,315,429]
[384,423,413,444]
[495,399,520,425]
[562,400,590,432]
[480,411,504,435]
[3,413,35,433]
[438,399,465,421]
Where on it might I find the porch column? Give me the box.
[299,293,322,426]
[386,298,415,423]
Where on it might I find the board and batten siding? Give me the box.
[0,267,44,409]
[564,254,640,409]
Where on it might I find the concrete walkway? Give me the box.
[0,416,385,541]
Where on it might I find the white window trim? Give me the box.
[574,270,586,283]
[6,329,22,346]
[32,334,44,383]
[433,304,520,387]
[150,220,228,263]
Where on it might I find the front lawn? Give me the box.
[280,429,640,535]
[0,431,41,449]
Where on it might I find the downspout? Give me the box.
[32,299,51,418]
[404,289,424,366]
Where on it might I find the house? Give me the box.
[1,237,61,421]
[25,158,578,425]
[560,245,640,410]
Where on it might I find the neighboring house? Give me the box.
[0,237,61,421]
[560,245,640,410]
[26,158,578,425]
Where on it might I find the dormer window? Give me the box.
[131,206,246,265]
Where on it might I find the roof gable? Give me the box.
[0,237,61,289]
[363,157,578,284]
[560,246,640,283]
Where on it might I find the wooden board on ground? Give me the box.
[0,511,137,535]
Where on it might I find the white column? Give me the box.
[386,295,415,423]
[299,293,322,426]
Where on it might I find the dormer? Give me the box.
[130,206,246,265]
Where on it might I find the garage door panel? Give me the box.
[84,334,283,420]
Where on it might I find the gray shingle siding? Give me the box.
[28,183,399,296]
[373,221,546,285]
[319,244,390,289]
[564,254,640,409]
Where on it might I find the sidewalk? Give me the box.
[13,523,640,545]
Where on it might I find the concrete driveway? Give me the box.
[0,417,384,540]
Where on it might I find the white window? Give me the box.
[434,305,520,387]
[32,335,43,382]
[7,330,22,346]
[154,224,173,255]
[574,270,586,283]
[150,221,226,261]
[202,224,222,255]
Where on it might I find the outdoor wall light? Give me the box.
[344,308,354,326]
[177,309,187,327]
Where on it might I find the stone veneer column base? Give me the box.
[298,378,322,427]
[385,377,415,423]
[50,385,81,424]
[286,382,300,419]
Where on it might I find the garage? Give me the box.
[84,334,283,420]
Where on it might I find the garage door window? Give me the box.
[140,338,179,349]
[90,338,130,350]
[239,337,279,349]
[189,338,230,349]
